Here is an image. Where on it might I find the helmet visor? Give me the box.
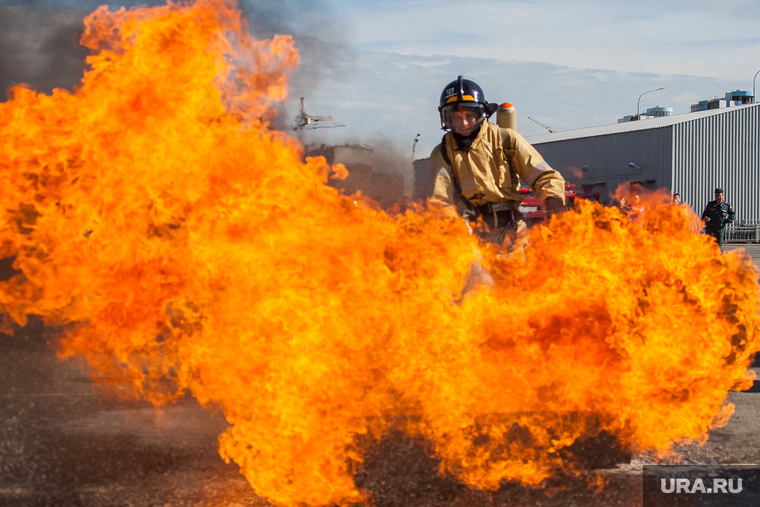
[441,103,485,135]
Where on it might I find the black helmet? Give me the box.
[438,76,495,132]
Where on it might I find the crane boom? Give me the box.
[527,116,556,133]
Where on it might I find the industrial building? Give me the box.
[691,90,755,112]
[304,144,406,208]
[618,106,673,123]
[526,101,760,222]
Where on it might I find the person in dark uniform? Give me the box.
[701,187,735,248]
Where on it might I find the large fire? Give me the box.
[1,1,758,505]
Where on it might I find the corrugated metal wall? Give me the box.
[533,128,673,204]
[672,105,760,221]
[533,104,760,214]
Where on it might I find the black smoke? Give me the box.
[0,0,349,125]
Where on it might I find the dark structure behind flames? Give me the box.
[304,143,407,209]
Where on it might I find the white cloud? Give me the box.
[326,0,760,81]
[285,49,747,162]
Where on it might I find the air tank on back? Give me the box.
[496,102,516,131]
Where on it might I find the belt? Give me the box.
[473,202,514,215]
[472,203,521,224]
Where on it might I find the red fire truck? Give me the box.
[519,184,600,225]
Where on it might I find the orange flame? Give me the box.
[1,1,759,506]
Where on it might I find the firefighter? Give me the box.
[429,76,566,246]
[701,187,735,248]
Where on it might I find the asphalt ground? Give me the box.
[1,244,760,507]
[722,242,760,270]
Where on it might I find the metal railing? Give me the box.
[725,220,760,243]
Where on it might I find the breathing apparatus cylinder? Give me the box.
[496,103,516,131]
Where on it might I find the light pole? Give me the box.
[411,133,420,160]
[637,87,665,120]
[754,70,760,103]
[410,134,421,195]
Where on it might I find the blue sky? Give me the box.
[1,0,759,161]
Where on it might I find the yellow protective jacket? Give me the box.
[429,122,565,218]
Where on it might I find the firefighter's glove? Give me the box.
[544,196,567,217]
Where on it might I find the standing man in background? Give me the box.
[702,187,735,248]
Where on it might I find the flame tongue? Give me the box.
[399,201,760,489]
[1,1,759,506]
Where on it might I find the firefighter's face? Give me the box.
[451,107,480,136]
[715,192,723,204]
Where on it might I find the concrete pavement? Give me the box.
[723,243,760,271]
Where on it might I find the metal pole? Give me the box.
[411,134,421,197]
[637,87,665,119]
[754,70,760,103]
[527,116,556,133]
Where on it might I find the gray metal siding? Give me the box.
[534,127,673,203]
[531,104,759,214]
[673,105,760,221]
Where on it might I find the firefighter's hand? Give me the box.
[459,209,477,235]
[705,217,711,222]
[544,196,567,217]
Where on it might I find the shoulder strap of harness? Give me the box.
[439,133,466,207]
[440,133,451,167]
[499,127,517,162]
[440,133,461,192]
